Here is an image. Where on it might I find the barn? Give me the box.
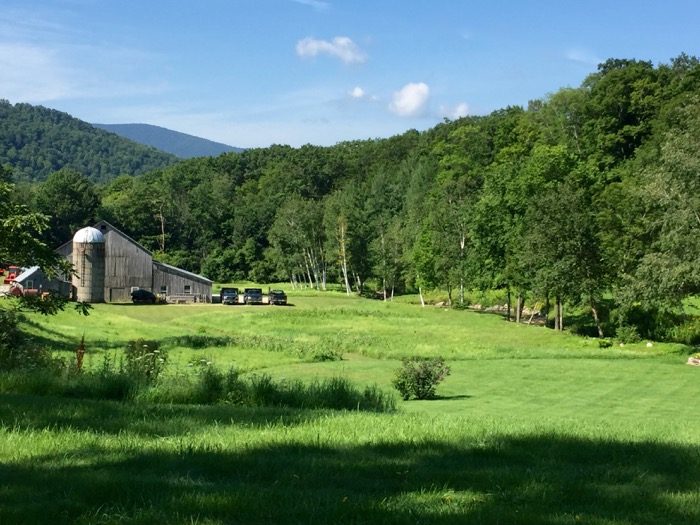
[56,220,212,303]
[11,266,72,297]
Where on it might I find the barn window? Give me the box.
[184,285,192,294]
[160,285,167,294]
[26,280,34,289]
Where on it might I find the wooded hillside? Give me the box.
[0,100,178,182]
[10,54,700,340]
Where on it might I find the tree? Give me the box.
[582,59,661,167]
[1,167,78,315]
[34,168,101,247]
[269,197,326,289]
[429,121,490,305]
[323,188,367,294]
[617,99,700,316]
[521,177,608,335]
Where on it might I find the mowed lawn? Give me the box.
[2,291,699,524]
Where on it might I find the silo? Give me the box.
[72,226,106,303]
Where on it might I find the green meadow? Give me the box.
[2,291,700,524]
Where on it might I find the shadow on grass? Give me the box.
[1,425,698,524]
[21,317,79,353]
[433,394,472,400]
[20,319,248,355]
[21,317,128,354]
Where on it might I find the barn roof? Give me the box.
[13,266,39,283]
[153,260,213,284]
[93,220,152,256]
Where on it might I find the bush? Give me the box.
[168,335,233,349]
[669,318,700,346]
[194,364,226,404]
[610,304,682,341]
[306,346,343,362]
[392,357,451,400]
[616,325,642,344]
[124,339,167,383]
[0,308,59,371]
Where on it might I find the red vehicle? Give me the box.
[2,265,19,285]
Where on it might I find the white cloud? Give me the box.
[291,0,330,10]
[565,47,601,66]
[389,82,430,117]
[440,102,469,120]
[296,36,366,64]
[349,86,365,98]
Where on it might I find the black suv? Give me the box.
[220,287,239,305]
[131,288,157,304]
[268,289,287,305]
[243,288,263,305]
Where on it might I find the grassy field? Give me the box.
[2,290,700,524]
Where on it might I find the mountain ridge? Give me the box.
[0,100,178,182]
[93,123,244,159]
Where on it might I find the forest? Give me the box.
[6,54,700,342]
[0,100,177,182]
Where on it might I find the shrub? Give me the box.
[0,308,61,371]
[124,339,167,383]
[610,304,682,341]
[616,325,642,344]
[306,345,343,362]
[392,357,451,400]
[169,335,233,349]
[194,364,226,404]
[247,374,282,406]
[669,318,700,346]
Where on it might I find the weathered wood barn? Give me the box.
[56,220,212,303]
[11,266,72,296]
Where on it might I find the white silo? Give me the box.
[72,226,106,303]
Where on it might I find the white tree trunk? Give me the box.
[338,220,351,295]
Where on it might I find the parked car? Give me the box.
[268,289,287,305]
[131,288,157,304]
[243,288,263,305]
[220,287,239,305]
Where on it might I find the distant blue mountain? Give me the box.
[92,123,243,159]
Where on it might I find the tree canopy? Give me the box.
[6,54,700,338]
[0,100,177,182]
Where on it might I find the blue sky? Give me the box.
[1,1,699,148]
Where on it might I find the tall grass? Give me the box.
[0,364,395,412]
